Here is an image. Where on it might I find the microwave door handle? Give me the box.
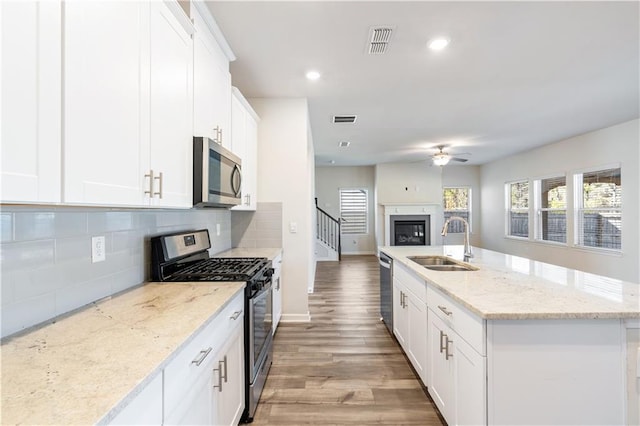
[231,164,242,197]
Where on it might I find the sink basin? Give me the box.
[407,255,478,272]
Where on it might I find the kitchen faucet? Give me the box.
[441,216,473,262]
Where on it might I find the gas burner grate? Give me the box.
[169,257,269,281]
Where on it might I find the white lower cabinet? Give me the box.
[109,373,163,425]
[627,321,640,426]
[428,309,486,426]
[427,287,486,426]
[162,292,244,426]
[272,253,283,334]
[392,262,427,383]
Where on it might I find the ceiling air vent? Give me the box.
[333,115,357,124]
[339,141,351,148]
[367,26,394,55]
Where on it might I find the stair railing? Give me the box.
[316,203,341,261]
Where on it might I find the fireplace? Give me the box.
[390,215,430,246]
[382,204,439,247]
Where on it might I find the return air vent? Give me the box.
[367,26,394,55]
[333,115,357,124]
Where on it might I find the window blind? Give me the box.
[340,189,368,234]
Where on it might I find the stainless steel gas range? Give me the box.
[151,229,273,423]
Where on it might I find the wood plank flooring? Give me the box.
[252,255,445,425]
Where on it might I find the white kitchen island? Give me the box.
[380,245,640,426]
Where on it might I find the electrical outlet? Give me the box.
[216,223,221,236]
[92,236,106,263]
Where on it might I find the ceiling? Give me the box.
[207,1,639,167]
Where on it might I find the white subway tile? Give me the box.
[14,212,55,241]
[0,240,55,270]
[55,237,91,263]
[1,293,56,338]
[1,212,13,242]
[54,212,88,237]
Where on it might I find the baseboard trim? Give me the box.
[280,313,311,323]
[342,251,376,255]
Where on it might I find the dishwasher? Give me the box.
[379,252,393,335]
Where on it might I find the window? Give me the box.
[339,188,368,234]
[534,176,567,243]
[574,167,621,250]
[443,187,471,233]
[506,180,529,238]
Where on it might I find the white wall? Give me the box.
[315,166,376,255]
[374,162,443,248]
[480,119,639,282]
[249,98,313,321]
[442,165,482,247]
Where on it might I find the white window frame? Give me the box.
[339,188,369,235]
[505,180,530,239]
[533,175,567,245]
[443,186,472,233]
[573,165,622,252]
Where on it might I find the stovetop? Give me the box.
[164,257,270,282]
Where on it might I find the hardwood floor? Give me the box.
[252,255,445,425]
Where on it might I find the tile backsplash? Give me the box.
[0,206,231,338]
[231,202,283,248]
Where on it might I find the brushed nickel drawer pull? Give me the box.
[153,172,163,199]
[439,330,447,353]
[445,337,454,360]
[438,305,453,316]
[213,364,223,392]
[191,347,212,366]
[221,355,228,382]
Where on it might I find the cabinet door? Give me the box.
[193,8,220,141]
[231,90,258,211]
[453,333,487,426]
[109,373,163,425]
[164,350,216,425]
[272,257,283,334]
[1,1,61,203]
[428,309,454,422]
[214,319,245,426]
[149,1,193,208]
[211,65,232,150]
[407,294,427,384]
[392,279,408,349]
[64,1,149,206]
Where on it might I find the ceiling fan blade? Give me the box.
[450,157,468,162]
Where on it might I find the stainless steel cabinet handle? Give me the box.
[399,291,404,308]
[276,277,280,291]
[191,347,212,366]
[439,330,447,353]
[213,364,223,392]
[144,170,154,196]
[230,310,242,320]
[153,172,163,199]
[213,126,222,144]
[221,355,228,383]
[438,305,453,316]
[445,337,454,360]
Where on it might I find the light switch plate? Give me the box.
[216,223,221,236]
[289,222,298,233]
[92,236,106,263]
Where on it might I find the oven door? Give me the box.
[249,281,273,380]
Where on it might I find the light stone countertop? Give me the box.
[380,245,640,320]
[215,247,282,261]
[0,281,245,425]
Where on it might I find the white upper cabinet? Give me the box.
[64,1,150,206]
[149,0,194,207]
[192,3,233,150]
[64,0,194,208]
[1,1,61,203]
[231,87,259,211]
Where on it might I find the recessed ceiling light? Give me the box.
[428,37,450,51]
[306,70,321,80]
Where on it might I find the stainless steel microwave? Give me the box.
[193,137,242,208]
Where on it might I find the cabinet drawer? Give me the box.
[428,286,485,355]
[164,291,244,416]
[394,262,426,303]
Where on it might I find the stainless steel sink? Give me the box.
[407,255,478,272]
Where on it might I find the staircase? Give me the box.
[315,201,341,262]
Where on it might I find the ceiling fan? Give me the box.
[431,145,469,166]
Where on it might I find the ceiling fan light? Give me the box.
[433,153,450,166]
